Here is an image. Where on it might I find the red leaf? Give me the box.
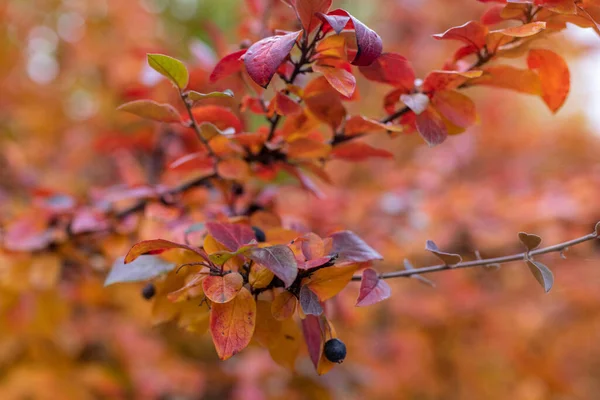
[209,49,247,82]
[190,105,243,133]
[422,70,483,92]
[527,48,570,113]
[330,230,383,265]
[206,221,255,252]
[317,9,382,66]
[295,0,332,33]
[301,315,322,368]
[432,21,489,49]
[272,91,302,115]
[481,5,506,25]
[244,31,301,87]
[356,268,391,307]
[125,239,209,263]
[331,141,394,161]
[247,245,299,288]
[431,90,477,129]
[358,52,415,90]
[415,106,448,147]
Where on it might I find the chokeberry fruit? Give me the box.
[141,282,156,300]
[252,226,266,243]
[324,338,346,364]
[231,183,244,196]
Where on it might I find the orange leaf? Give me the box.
[314,34,346,60]
[271,290,297,321]
[431,90,477,129]
[287,138,331,159]
[202,273,244,303]
[470,65,542,95]
[125,239,208,264]
[496,21,546,37]
[527,48,570,112]
[422,70,483,92]
[303,264,358,301]
[432,21,489,49]
[312,62,356,98]
[117,100,181,123]
[344,115,403,136]
[209,286,256,360]
[217,158,250,180]
[272,91,302,116]
[249,264,275,289]
[331,141,394,161]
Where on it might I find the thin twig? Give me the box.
[180,91,218,158]
[351,231,598,281]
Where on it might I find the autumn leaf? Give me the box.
[271,290,297,320]
[497,21,546,37]
[294,0,332,33]
[147,53,189,90]
[249,264,275,289]
[244,31,301,87]
[186,90,234,103]
[317,9,383,66]
[344,115,404,136]
[425,240,462,266]
[301,315,322,368]
[422,70,483,92]
[470,65,542,95]
[272,91,302,116]
[247,245,298,288]
[209,49,247,82]
[356,268,391,307]
[518,232,542,251]
[104,256,176,286]
[202,273,244,303]
[527,48,570,112]
[312,62,356,98]
[330,230,383,264]
[358,52,415,90]
[124,239,209,264]
[299,285,324,315]
[331,141,394,161]
[526,260,554,293]
[209,287,256,360]
[217,158,251,181]
[433,21,489,49]
[117,100,181,123]
[415,106,448,147]
[286,137,331,159]
[431,90,477,129]
[304,264,358,301]
[206,222,256,252]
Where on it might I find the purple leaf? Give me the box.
[301,315,322,368]
[300,285,324,315]
[425,240,462,266]
[247,245,298,287]
[356,268,391,307]
[317,9,382,66]
[526,260,554,293]
[206,222,255,251]
[415,106,448,147]
[244,31,301,87]
[330,230,383,265]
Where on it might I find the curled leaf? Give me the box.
[356,268,391,307]
[518,232,542,251]
[244,31,301,87]
[425,240,462,266]
[526,260,554,293]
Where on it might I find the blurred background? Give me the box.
[1,0,600,399]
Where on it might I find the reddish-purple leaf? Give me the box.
[425,240,462,266]
[300,285,324,315]
[317,9,382,66]
[330,230,383,265]
[526,260,554,293]
[206,222,255,252]
[70,208,110,234]
[244,31,301,87]
[415,106,448,147]
[301,314,322,368]
[125,239,209,264]
[209,49,247,82]
[247,245,298,288]
[356,268,391,307]
[358,52,415,90]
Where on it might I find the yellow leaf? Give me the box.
[303,264,358,301]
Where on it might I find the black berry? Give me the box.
[141,283,156,300]
[252,226,266,243]
[324,338,346,364]
[231,183,244,196]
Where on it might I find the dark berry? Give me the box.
[252,226,266,243]
[231,183,244,196]
[324,338,346,364]
[141,283,156,300]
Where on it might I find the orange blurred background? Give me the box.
[1,1,600,399]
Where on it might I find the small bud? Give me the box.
[324,338,346,364]
[252,226,266,243]
[141,283,156,300]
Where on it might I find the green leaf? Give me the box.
[117,100,181,123]
[147,53,189,90]
[104,255,175,286]
[187,90,234,103]
[209,243,257,266]
[526,260,554,293]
